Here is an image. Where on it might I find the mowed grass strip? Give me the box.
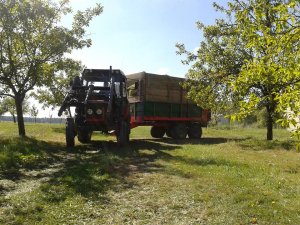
[0,122,300,224]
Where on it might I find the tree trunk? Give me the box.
[12,114,16,123]
[15,95,26,137]
[266,106,273,141]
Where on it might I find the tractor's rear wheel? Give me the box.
[117,121,130,146]
[188,123,202,139]
[166,128,172,138]
[150,126,165,138]
[66,119,75,147]
[170,123,187,139]
[77,127,92,143]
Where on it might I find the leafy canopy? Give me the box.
[177,0,300,140]
[0,0,103,135]
[0,96,29,122]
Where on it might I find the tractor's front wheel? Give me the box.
[66,118,75,147]
[77,127,92,143]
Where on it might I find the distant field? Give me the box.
[1,122,300,224]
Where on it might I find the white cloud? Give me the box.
[156,67,170,75]
[193,46,200,55]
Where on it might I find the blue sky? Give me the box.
[68,0,227,77]
[27,0,227,117]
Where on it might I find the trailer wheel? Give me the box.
[170,123,187,139]
[117,121,130,146]
[77,127,92,143]
[150,126,165,138]
[66,119,75,147]
[166,128,172,138]
[188,123,202,139]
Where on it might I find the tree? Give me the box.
[277,84,300,151]
[33,59,84,110]
[0,0,102,136]
[30,105,39,123]
[177,0,300,140]
[1,97,29,123]
[0,98,6,117]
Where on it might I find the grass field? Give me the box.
[0,122,300,224]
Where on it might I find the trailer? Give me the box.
[126,72,210,139]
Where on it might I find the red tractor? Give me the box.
[58,67,130,147]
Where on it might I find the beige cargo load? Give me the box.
[126,72,189,104]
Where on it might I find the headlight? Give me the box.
[87,108,93,115]
[96,108,102,115]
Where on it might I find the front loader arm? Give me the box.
[58,91,73,117]
[58,89,82,117]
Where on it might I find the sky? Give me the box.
[65,0,226,77]
[29,0,228,117]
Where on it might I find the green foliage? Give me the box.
[34,59,85,109]
[233,0,300,119]
[243,108,283,128]
[177,0,300,141]
[0,99,6,116]
[30,104,38,120]
[0,97,29,122]
[0,0,103,135]
[176,18,248,116]
[276,87,300,151]
[0,137,51,172]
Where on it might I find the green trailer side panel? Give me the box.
[144,102,154,116]
[171,104,181,117]
[188,104,202,117]
[144,102,170,117]
[133,101,202,119]
[135,103,144,117]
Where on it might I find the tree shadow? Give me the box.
[31,139,180,202]
[78,138,248,180]
[0,136,250,207]
[38,154,114,203]
[236,138,295,151]
[0,134,249,184]
[145,137,230,145]
[0,134,272,225]
[0,137,66,180]
[129,136,251,146]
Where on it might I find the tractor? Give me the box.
[58,67,130,147]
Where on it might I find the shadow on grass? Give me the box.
[2,135,290,202]
[1,134,291,185]
[236,138,295,151]
[77,138,248,180]
[39,154,115,202]
[2,135,298,224]
[34,138,194,203]
[0,137,65,180]
[148,137,231,145]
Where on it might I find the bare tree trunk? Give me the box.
[15,95,26,137]
[12,114,16,123]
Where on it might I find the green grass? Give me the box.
[1,122,300,224]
